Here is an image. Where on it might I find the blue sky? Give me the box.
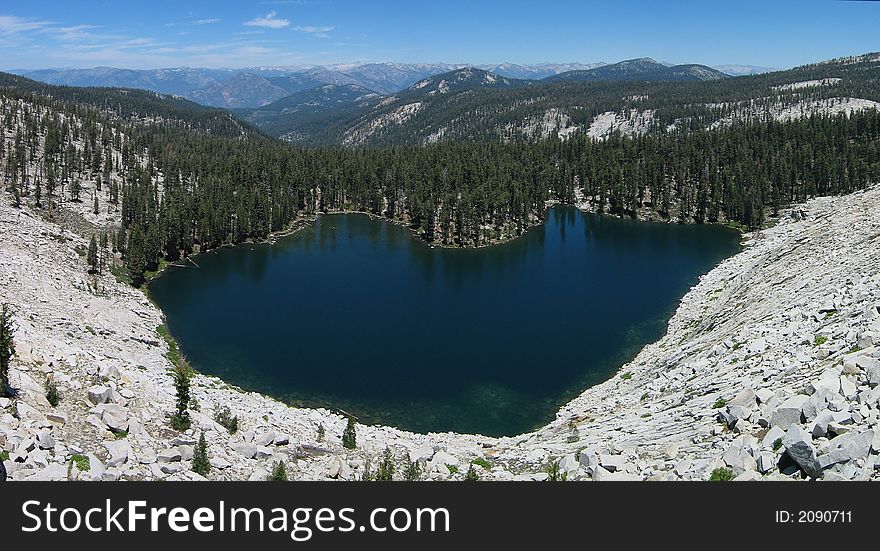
[0,0,878,69]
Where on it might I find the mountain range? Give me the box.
[10,59,728,109]
[240,54,880,147]
[11,54,866,150]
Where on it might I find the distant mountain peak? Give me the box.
[545,58,727,83]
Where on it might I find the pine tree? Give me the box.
[170,363,191,431]
[70,179,81,201]
[126,224,146,286]
[374,448,394,481]
[192,432,210,476]
[99,232,108,272]
[115,224,126,255]
[87,235,98,274]
[342,416,357,449]
[0,304,14,397]
[403,458,421,481]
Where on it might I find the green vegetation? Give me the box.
[620,371,632,380]
[0,450,9,462]
[342,417,357,449]
[546,459,568,482]
[316,423,325,442]
[471,457,491,470]
[709,467,735,481]
[156,324,182,369]
[374,448,395,481]
[44,378,60,407]
[814,335,829,346]
[214,406,239,434]
[125,225,147,287]
[464,465,480,481]
[0,304,13,397]
[712,398,727,409]
[87,234,98,274]
[71,454,90,472]
[170,364,192,431]
[403,458,421,481]
[4,66,880,267]
[267,461,288,481]
[446,464,459,475]
[192,432,210,477]
[772,438,783,452]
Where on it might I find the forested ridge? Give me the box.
[2,63,880,287]
[239,53,880,146]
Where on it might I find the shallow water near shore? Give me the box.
[149,207,740,436]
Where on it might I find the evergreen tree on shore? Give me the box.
[192,432,210,476]
[126,225,146,286]
[0,304,13,397]
[170,363,192,431]
[342,417,357,449]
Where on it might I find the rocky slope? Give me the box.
[2,185,879,481]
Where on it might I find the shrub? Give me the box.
[0,450,9,462]
[71,454,90,472]
[464,465,480,481]
[446,464,459,475]
[45,378,60,407]
[267,461,288,481]
[192,433,210,477]
[772,438,783,452]
[546,459,567,482]
[342,417,357,449]
[813,335,828,346]
[712,398,727,409]
[156,324,181,368]
[620,372,632,380]
[471,457,491,470]
[214,406,239,434]
[709,467,735,481]
[317,423,325,442]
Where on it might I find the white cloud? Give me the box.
[53,25,102,41]
[293,25,334,38]
[294,25,333,33]
[193,18,220,25]
[0,15,52,34]
[244,11,289,29]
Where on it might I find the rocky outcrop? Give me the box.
[1,185,879,481]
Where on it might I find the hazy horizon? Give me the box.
[1,1,878,71]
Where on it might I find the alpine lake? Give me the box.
[149,206,741,437]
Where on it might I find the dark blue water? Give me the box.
[149,207,740,436]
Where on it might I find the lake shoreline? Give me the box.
[3,186,879,480]
[149,204,742,436]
